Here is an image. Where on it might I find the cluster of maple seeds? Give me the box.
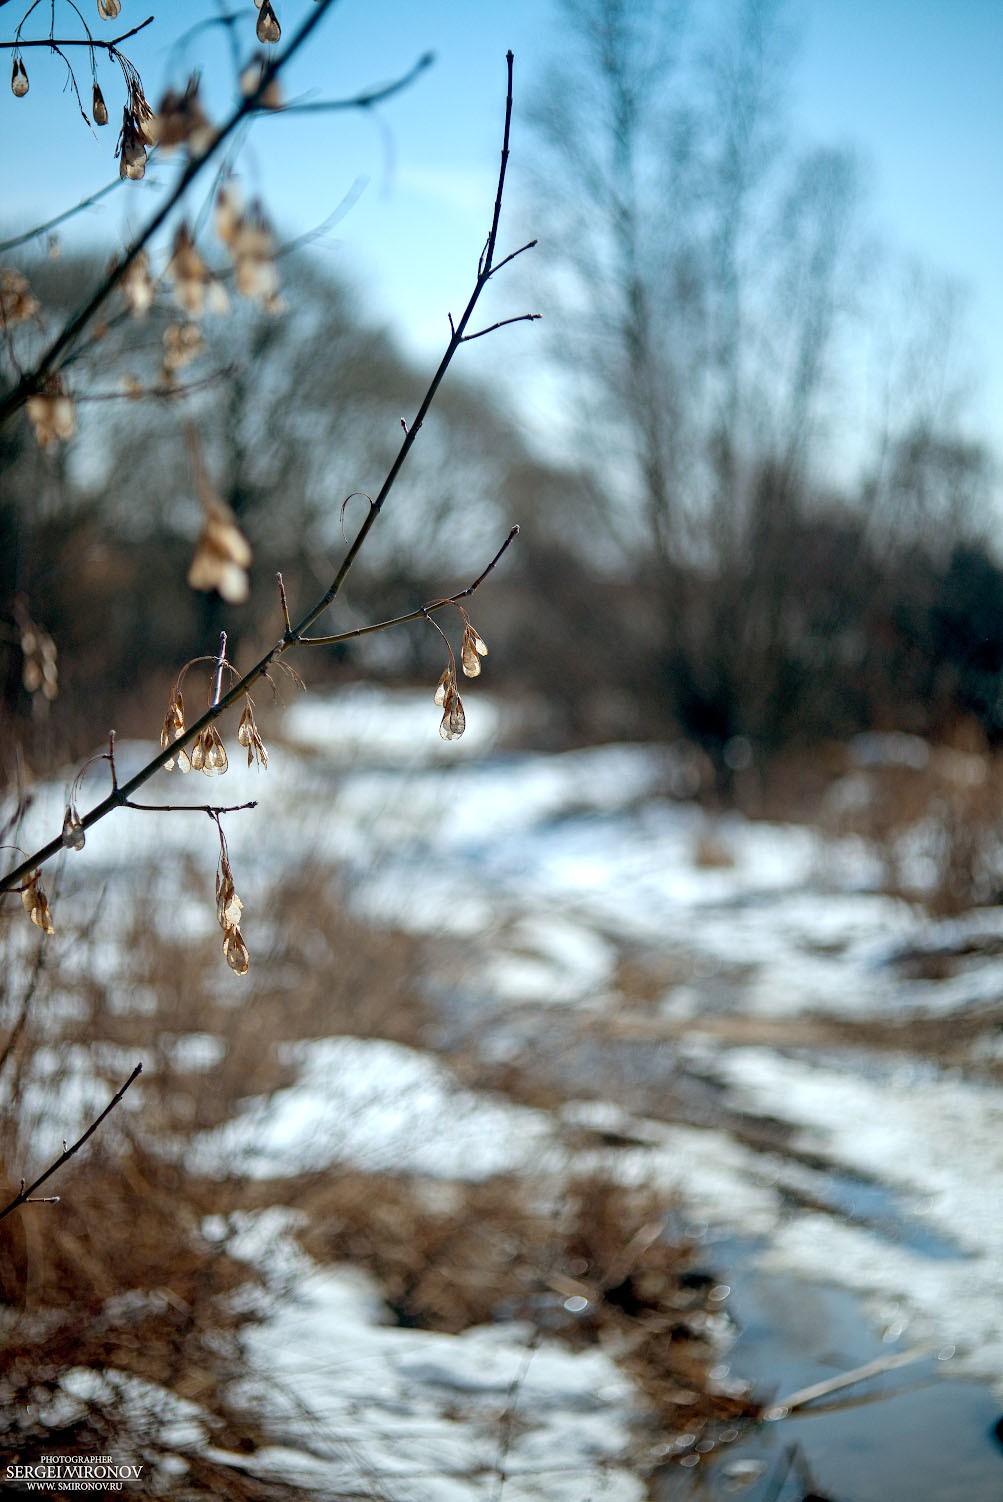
[434,616,488,742]
[216,839,249,976]
[160,690,268,775]
[9,1,282,127]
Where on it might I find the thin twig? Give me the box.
[0,177,125,255]
[0,16,155,50]
[0,55,531,897]
[770,1346,930,1413]
[462,313,541,343]
[299,525,519,646]
[275,51,435,113]
[123,799,257,814]
[0,1062,143,1222]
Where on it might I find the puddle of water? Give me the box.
[654,1238,1002,1501]
[811,1167,968,1262]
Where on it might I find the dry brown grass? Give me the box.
[0,855,758,1497]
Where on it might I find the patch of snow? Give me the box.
[224,1216,646,1502]
[194,1036,556,1180]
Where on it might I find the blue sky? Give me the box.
[2,0,1001,464]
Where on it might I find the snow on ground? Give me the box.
[195,1035,555,1180]
[214,1210,646,1502]
[10,684,1003,1473]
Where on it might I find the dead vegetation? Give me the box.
[0,853,758,1498]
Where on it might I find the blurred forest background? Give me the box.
[3,0,1001,797]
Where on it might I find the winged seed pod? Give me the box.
[434,666,452,708]
[21,873,54,935]
[460,621,489,678]
[92,81,108,126]
[61,803,85,851]
[166,223,216,317]
[256,1,281,44]
[0,269,40,328]
[160,691,191,772]
[434,666,466,741]
[216,851,249,975]
[238,55,283,108]
[118,109,148,180]
[97,0,122,18]
[188,500,252,603]
[231,202,281,309]
[162,321,205,374]
[26,378,76,449]
[149,77,215,155]
[189,725,228,776]
[11,58,28,97]
[119,251,154,318]
[237,701,268,769]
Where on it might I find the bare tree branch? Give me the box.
[0,16,155,50]
[0,1062,143,1223]
[0,54,532,898]
[300,525,520,646]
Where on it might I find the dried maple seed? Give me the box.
[92,81,108,126]
[461,622,489,678]
[118,108,148,180]
[160,692,189,770]
[256,1,281,44]
[21,873,54,935]
[162,321,205,374]
[223,926,250,975]
[434,667,453,707]
[237,701,268,769]
[167,222,213,317]
[192,726,228,776]
[11,59,28,97]
[216,849,250,974]
[61,806,85,851]
[439,683,466,742]
[188,500,252,603]
[149,76,215,155]
[97,0,121,18]
[26,378,77,449]
[120,252,154,318]
[0,269,40,327]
